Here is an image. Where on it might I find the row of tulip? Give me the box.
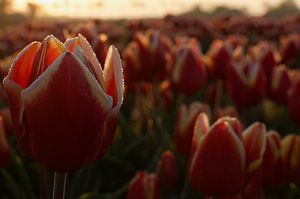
[123,30,300,126]
[127,113,300,198]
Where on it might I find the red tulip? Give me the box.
[189,114,245,196]
[174,102,211,156]
[206,39,232,80]
[127,172,160,199]
[280,34,300,67]
[156,151,178,191]
[124,30,172,86]
[249,41,280,77]
[170,38,206,95]
[226,58,266,107]
[281,134,300,183]
[288,79,300,126]
[242,122,266,199]
[262,130,282,188]
[3,35,124,172]
[267,65,291,104]
[0,116,10,167]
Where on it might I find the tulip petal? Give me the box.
[242,122,266,172]
[65,34,105,88]
[103,45,124,110]
[28,35,66,86]
[21,52,112,171]
[8,42,41,88]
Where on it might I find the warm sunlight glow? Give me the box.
[13,0,300,18]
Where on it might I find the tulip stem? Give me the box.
[52,172,67,199]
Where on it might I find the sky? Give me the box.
[13,0,300,19]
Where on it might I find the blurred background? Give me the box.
[1,0,300,23]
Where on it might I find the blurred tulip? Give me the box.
[3,34,124,172]
[124,30,172,86]
[159,80,174,109]
[174,102,211,156]
[242,122,266,199]
[288,79,300,126]
[0,108,13,134]
[281,134,300,183]
[226,58,266,108]
[262,130,282,188]
[0,116,10,167]
[170,38,206,95]
[280,34,300,67]
[156,151,178,191]
[127,172,159,199]
[249,41,280,77]
[206,39,232,80]
[189,114,245,196]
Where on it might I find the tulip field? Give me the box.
[0,14,300,199]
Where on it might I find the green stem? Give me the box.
[52,172,67,199]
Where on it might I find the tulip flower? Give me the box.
[249,41,280,77]
[281,134,300,183]
[206,39,232,80]
[170,38,206,95]
[280,34,300,67]
[123,30,172,87]
[288,79,300,126]
[226,58,266,108]
[242,122,266,199]
[156,151,178,191]
[3,34,124,172]
[0,116,10,167]
[174,102,211,156]
[262,130,282,188]
[267,65,291,104]
[189,114,245,196]
[127,172,159,199]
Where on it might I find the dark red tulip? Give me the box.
[206,39,232,80]
[262,130,282,188]
[189,114,245,196]
[226,58,266,108]
[249,41,280,77]
[281,134,300,183]
[174,102,211,156]
[267,65,291,104]
[280,34,300,67]
[288,79,300,126]
[3,35,124,172]
[127,172,160,199]
[170,38,206,95]
[156,151,178,191]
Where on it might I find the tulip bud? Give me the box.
[156,151,178,191]
[280,34,300,67]
[262,130,282,188]
[242,122,266,199]
[0,116,10,167]
[170,38,206,95]
[124,30,172,86]
[281,134,300,183]
[226,58,266,108]
[127,172,159,199]
[189,114,245,196]
[174,102,211,156]
[206,39,232,80]
[3,35,124,172]
[249,41,280,77]
[288,79,300,126]
[267,65,291,104]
